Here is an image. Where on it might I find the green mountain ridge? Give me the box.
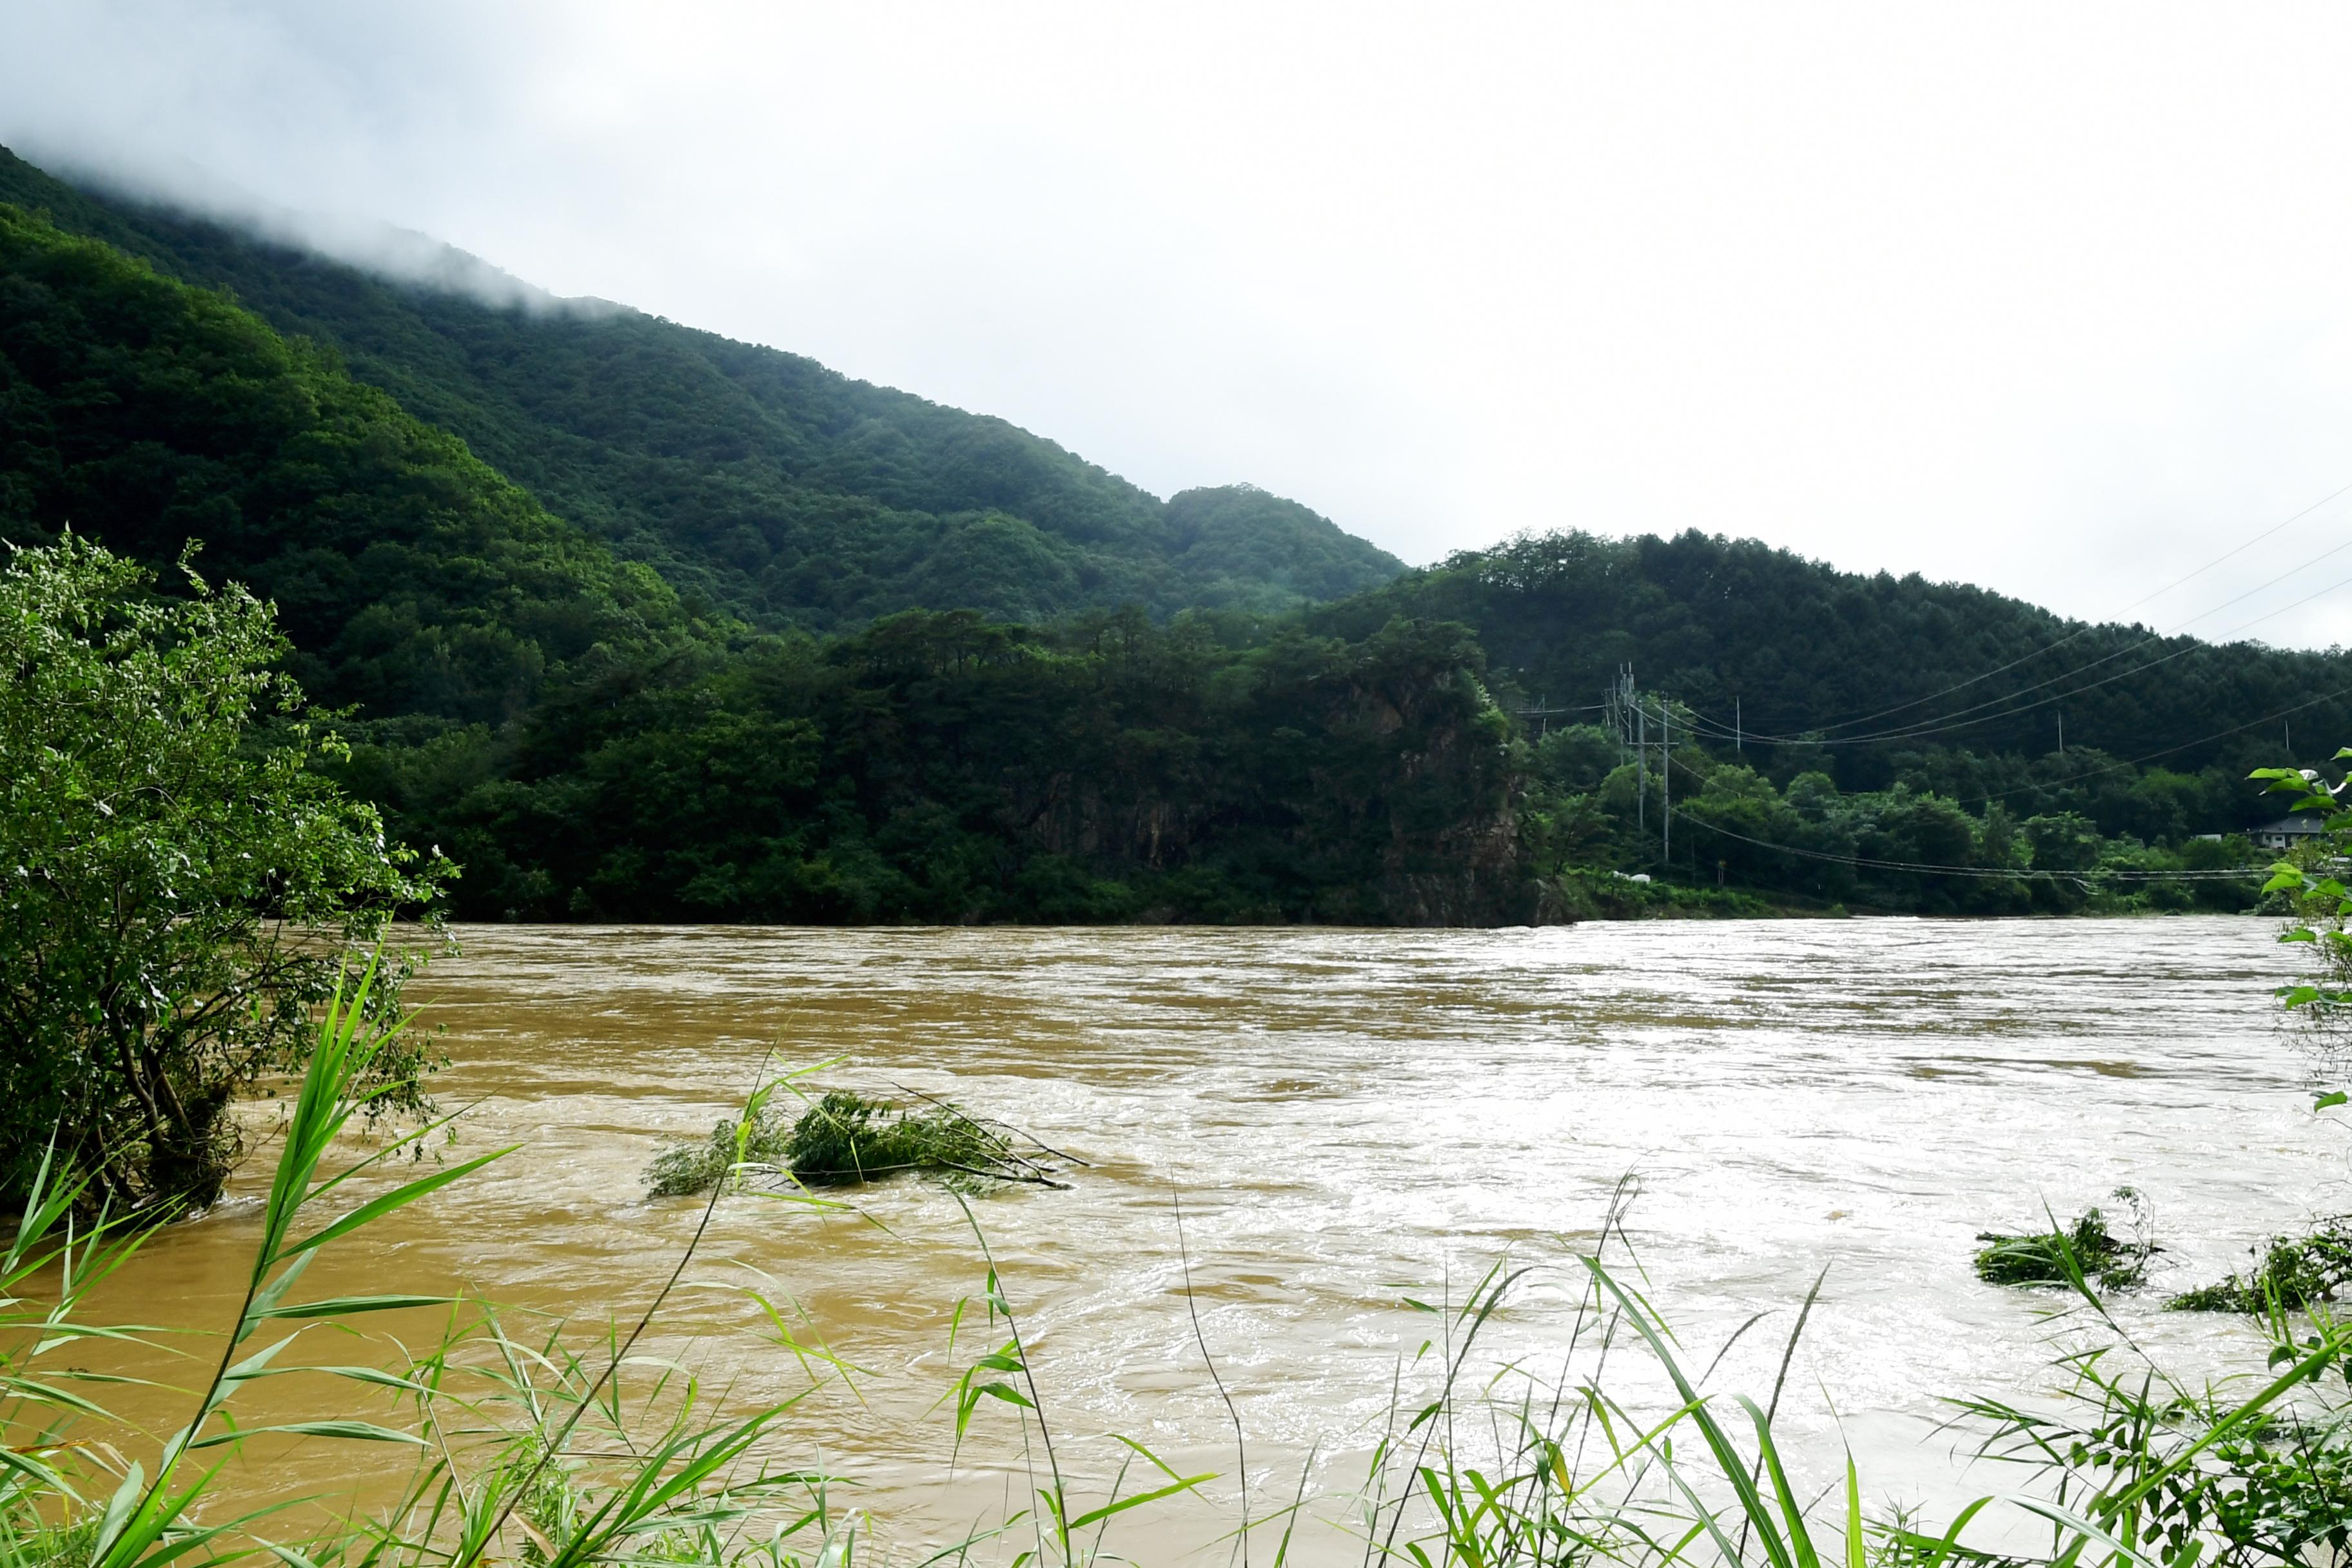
[0,145,1405,629]
[0,200,691,724]
[0,197,1518,925]
[1322,529,2352,794]
[2,142,2333,925]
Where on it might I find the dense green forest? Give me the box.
[0,201,1520,923]
[1321,530,2352,788]
[1,148,2333,922]
[348,608,1522,924]
[1309,530,2348,914]
[0,202,695,724]
[0,146,1402,629]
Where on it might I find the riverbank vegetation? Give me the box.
[2168,1221,2352,1313]
[0,534,444,1213]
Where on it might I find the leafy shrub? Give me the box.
[0,535,448,1212]
[643,1090,1048,1197]
[1954,1331,2352,1568]
[641,1110,796,1199]
[1974,1190,2154,1289]
[2169,1220,2352,1313]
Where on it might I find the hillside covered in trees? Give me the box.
[1321,530,2352,783]
[0,146,1403,629]
[0,201,1517,923]
[1326,531,2348,914]
[1,151,2335,922]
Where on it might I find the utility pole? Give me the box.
[1661,702,1672,870]
[2057,709,2064,756]
[1636,700,1647,832]
[1735,696,1742,756]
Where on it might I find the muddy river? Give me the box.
[90,918,2348,1556]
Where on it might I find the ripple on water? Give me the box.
[89,917,2351,1551]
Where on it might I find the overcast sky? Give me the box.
[9,3,2352,647]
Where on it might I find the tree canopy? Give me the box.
[0,534,446,1210]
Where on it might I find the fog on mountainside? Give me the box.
[5,141,598,317]
[0,145,1406,630]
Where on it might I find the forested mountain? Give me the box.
[3,142,2333,923]
[1299,529,2338,915]
[0,202,692,723]
[0,146,1404,627]
[1319,529,2352,797]
[0,203,1516,923]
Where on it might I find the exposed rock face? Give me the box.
[1007,617,1536,925]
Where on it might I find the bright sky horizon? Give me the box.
[10,3,2352,647]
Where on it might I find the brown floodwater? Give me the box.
[69,917,2349,1557]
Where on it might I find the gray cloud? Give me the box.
[8,1,2352,647]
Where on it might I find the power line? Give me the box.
[1697,476,2352,743]
[1669,550,2352,753]
[1649,748,2268,883]
[1665,482,2352,752]
[1939,681,2352,808]
[1667,806,2262,881]
[1670,677,2352,812]
[2126,475,2352,614]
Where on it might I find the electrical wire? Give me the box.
[1645,749,2273,883]
[1936,681,2352,808]
[1665,546,2352,752]
[1637,680,2352,812]
[1694,476,2352,743]
[1664,807,2261,881]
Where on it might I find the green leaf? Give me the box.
[1843,1457,1866,1568]
[250,1293,450,1321]
[190,1420,428,1449]
[2318,1092,2348,1112]
[282,1148,514,1258]
[1067,1473,1215,1531]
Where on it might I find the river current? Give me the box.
[100,918,2347,1554]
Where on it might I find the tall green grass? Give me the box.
[2,982,2347,1567]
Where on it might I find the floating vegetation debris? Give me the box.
[643,1086,1075,1198]
[1974,1188,2155,1291]
[2168,1219,2352,1313]
[643,1110,792,1199]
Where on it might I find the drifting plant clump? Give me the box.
[2168,1219,2352,1313]
[786,1090,1073,1188]
[643,1110,796,1197]
[1974,1187,2155,1290]
[643,1088,1071,1197]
